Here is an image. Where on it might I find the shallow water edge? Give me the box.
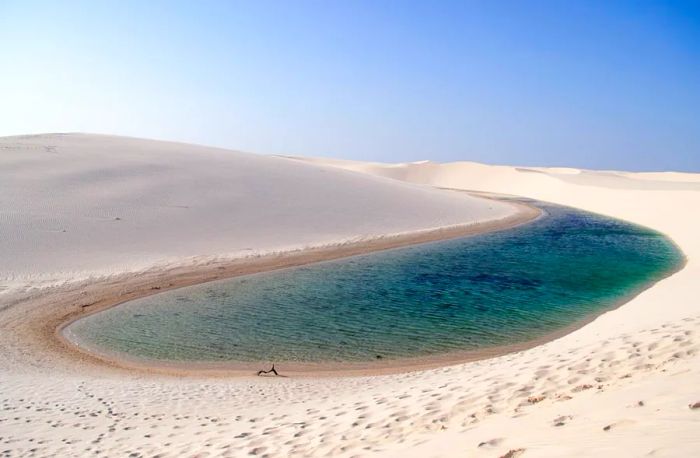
[50,195,684,377]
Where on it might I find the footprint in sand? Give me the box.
[603,419,635,431]
[553,415,573,426]
[477,437,504,448]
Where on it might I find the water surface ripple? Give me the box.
[66,200,683,364]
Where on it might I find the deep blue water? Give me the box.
[66,200,683,363]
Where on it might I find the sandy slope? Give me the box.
[0,137,699,457]
[0,134,513,293]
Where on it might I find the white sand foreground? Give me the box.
[1,135,699,457]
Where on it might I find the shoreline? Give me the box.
[28,196,542,378]
[59,242,687,379]
[43,194,685,379]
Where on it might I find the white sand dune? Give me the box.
[1,135,699,457]
[0,134,513,293]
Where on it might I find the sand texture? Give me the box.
[0,134,514,293]
[1,135,699,457]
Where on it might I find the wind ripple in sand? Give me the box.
[1,316,698,457]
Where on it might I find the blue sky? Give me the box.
[1,1,698,171]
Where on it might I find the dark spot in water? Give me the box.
[437,303,455,309]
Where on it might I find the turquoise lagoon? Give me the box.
[65,200,683,364]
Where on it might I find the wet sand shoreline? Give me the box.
[43,195,683,379]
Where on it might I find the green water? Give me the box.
[65,200,683,364]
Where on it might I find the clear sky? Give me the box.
[1,1,698,171]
